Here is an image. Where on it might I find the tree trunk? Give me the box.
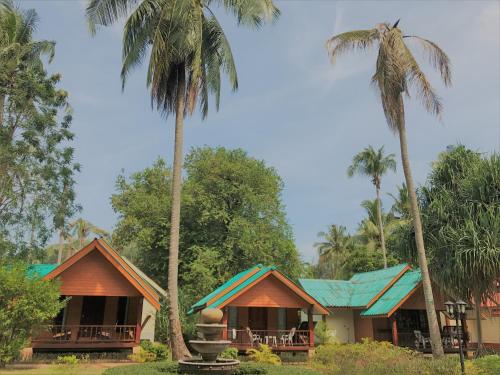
[167,67,191,360]
[0,94,4,127]
[396,98,444,358]
[375,185,387,268]
[474,289,484,356]
[57,230,64,264]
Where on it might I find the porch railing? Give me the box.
[32,325,137,343]
[226,329,310,348]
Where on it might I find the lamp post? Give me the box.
[445,300,467,375]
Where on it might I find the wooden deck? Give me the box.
[227,329,312,352]
[32,325,138,349]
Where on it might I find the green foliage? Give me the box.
[56,355,79,366]
[219,347,239,360]
[0,262,65,366]
[314,225,351,279]
[103,361,179,375]
[473,355,500,375]
[246,344,281,365]
[128,347,156,363]
[111,148,302,332]
[140,340,170,361]
[235,363,268,374]
[347,145,396,186]
[314,320,336,344]
[312,340,474,375]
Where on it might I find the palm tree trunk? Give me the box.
[0,94,5,126]
[375,185,387,268]
[396,97,444,358]
[57,230,64,264]
[474,289,484,356]
[167,67,191,360]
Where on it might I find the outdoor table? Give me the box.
[265,335,277,346]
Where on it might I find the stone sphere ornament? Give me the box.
[200,308,223,324]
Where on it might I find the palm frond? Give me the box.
[86,0,140,35]
[326,28,379,64]
[209,0,279,28]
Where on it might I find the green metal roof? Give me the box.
[188,264,264,314]
[361,269,422,316]
[27,264,58,278]
[299,264,410,308]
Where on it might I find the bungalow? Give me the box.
[188,264,329,354]
[27,238,166,352]
[300,264,500,352]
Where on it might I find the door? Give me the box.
[249,307,267,331]
[80,296,106,325]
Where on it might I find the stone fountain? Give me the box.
[179,308,240,374]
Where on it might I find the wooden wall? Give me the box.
[58,250,141,297]
[229,275,310,309]
[353,310,374,342]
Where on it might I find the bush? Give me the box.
[315,320,336,344]
[128,347,156,363]
[104,361,179,375]
[140,340,170,360]
[246,344,281,365]
[0,262,65,367]
[474,355,500,375]
[56,355,79,366]
[235,362,267,374]
[220,347,239,360]
[312,339,480,375]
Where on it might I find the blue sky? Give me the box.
[25,1,499,262]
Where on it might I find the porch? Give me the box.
[222,306,315,352]
[32,295,144,350]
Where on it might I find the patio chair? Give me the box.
[414,330,431,350]
[246,327,261,346]
[280,327,296,346]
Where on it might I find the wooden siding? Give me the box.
[354,310,374,342]
[229,275,310,309]
[399,284,446,311]
[58,250,141,297]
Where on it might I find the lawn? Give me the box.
[0,363,132,375]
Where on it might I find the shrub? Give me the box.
[140,340,170,360]
[474,355,500,375]
[0,262,66,367]
[220,347,239,360]
[128,347,156,363]
[235,362,267,374]
[56,355,79,366]
[103,361,179,375]
[246,344,281,365]
[315,320,336,344]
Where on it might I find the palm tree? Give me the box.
[327,20,451,357]
[347,146,396,268]
[86,0,279,359]
[0,0,55,125]
[357,199,405,253]
[388,183,410,220]
[314,224,351,279]
[68,218,108,251]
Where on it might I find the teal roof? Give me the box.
[27,264,58,278]
[299,264,408,308]
[361,269,422,316]
[188,264,264,314]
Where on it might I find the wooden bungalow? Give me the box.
[28,238,166,352]
[188,264,329,354]
[300,264,479,353]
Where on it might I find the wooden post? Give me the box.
[222,308,228,340]
[308,306,314,347]
[390,315,398,346]
[437,310,443,333]
[135,298,143,343]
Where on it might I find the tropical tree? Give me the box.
[347,146,396,268]
[327,20,451,356]
[86,0,279,359]
[389,183,410,220]
[357,199,405,255]
[314,224,351,279]
[68,218,108,251]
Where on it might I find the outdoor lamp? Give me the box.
[456,300,467,315]
[445,301,454,316]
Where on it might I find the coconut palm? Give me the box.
[327,20,451,357]
[347,146,396,268]
[389,183,410,220]
[0,0,55,125]
[86,0,279,359]
[68,218,108,250]
[314,224,351,279]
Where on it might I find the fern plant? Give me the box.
[246,344,281,365]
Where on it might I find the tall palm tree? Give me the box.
[388,183,410,220]
[86,0,279,359]
[314,224,351,279]
[327,20,451,357]
[0,0,55,126]
[347,146,396,268]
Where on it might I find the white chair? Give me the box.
[414,330,431,349]
[280,327,296,346]
[246,327,261,346]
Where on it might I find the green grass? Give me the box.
[0,363,133,375]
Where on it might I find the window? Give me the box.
[228,307,238,329]
[278,308,286,331]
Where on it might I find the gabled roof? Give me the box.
[299,264,409,308]
[27,264,58,278]
[43,238,163,310]
[361,269,422,317]
[188,264,330,315]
